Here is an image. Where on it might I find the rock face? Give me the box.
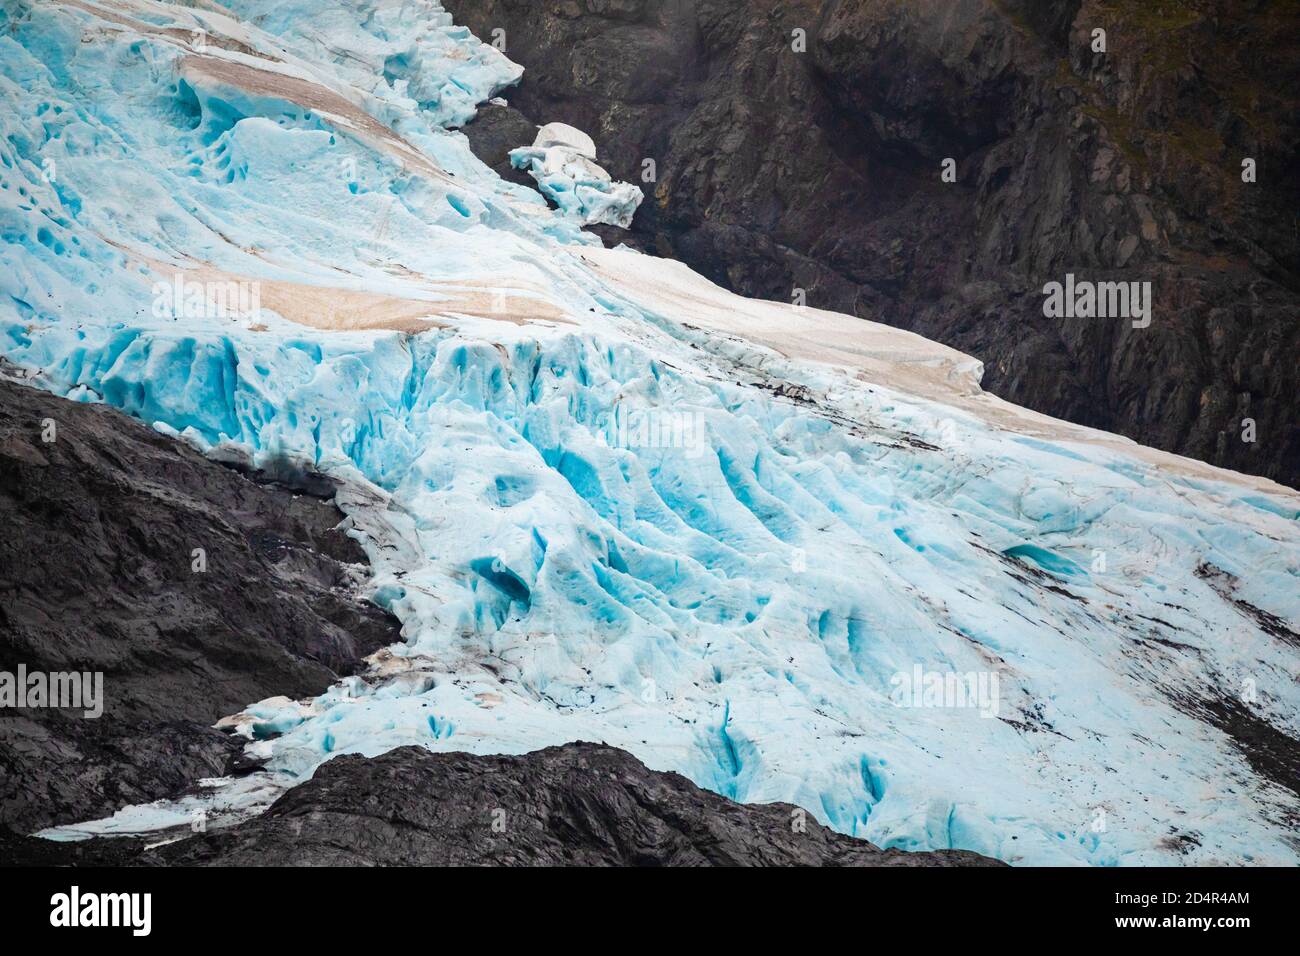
[447,0,1300,488]
[0,743,1001,866]
[0,374,401,834]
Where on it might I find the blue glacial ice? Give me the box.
[510,122,644,228]
[3,0,1300,865]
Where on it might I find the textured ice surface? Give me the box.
[511,123,643,228]
[4,0,1300,865]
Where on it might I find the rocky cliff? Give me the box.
[449,0,1300,487]
[0,372,402,833]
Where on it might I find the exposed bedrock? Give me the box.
[0,373,402,833]
[0,743,1002,866]
[449,0,1300,488]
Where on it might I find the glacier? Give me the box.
[2,0,1299,866]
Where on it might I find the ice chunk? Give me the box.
[510,124,643,228]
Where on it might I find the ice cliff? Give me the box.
[2,0,1298,865]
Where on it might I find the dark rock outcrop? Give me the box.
[0,743,1002,866]
[0,374,401,834]
[448,0,1300,488]
[459,99,540,189]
